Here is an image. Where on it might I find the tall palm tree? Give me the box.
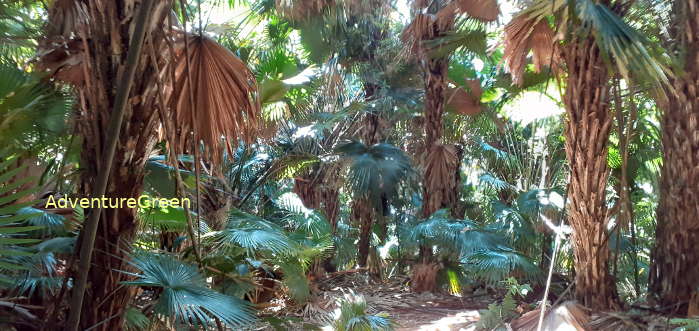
[649,0,699,316]
[39,0,261,328]
[403,0,498,292]
[503,0,667,310]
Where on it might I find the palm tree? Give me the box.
[649,0,699,316]
[503,0,667,310]
[403,0,498,292]
[38,0,261,328]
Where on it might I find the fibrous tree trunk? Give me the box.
[353,83,385,268]
[410,7,461,293]
[650,0,699,316]
[561,36,619,311]
[42,0,171,329]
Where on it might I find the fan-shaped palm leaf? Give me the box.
[464,249,541,284]
[123,253,256,328]
[336,141,412,209]
[332,295,395,331]
[169,35,262,167]
[205,208,294,255]
[503,0,668,86]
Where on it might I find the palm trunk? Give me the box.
[650,0,699,316]
[354,83,383,267]
[411,11,460,291]
[561,36,619,311]
[44,0,170,328]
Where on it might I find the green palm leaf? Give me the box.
[335,141,413,208]
[123,253,256,328]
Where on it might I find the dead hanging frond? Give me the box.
[454,0,500,22]
[511,301,590,331]
[446,79,483,116]
[503,13,558,85]
[35,0,89,86]
[400,12,454,59]
[422,144,461,216]
[169,35,261,168]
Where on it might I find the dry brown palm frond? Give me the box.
[511,301,590,331]
[446,79,483,116]
[530,19,557,72]
[401,12,455,58]
[36,0,89,86]
[503,13,559,85]
[588,312,648,331]
[422,144,460,214]
[169,35,261,168]
[36,39,85,86]
[455,0,500,22]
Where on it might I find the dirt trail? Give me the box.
[311,273,493,330]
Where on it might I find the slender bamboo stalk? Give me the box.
[65,0,155,329]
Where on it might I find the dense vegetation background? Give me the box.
[0,0,697,330]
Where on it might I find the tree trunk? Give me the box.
[42,0,170,328]
[561,36,619,311]
[354,83,383,267]
[650,0,699,316]
[411,8,459,292]
[353,197,376,267]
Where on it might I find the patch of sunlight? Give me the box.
[393,0,411,22]
[379,237,398,258]
[499,0,519,23]
[472,58,485,72]
[416,311,480,331]
[277,192,314,217]
[283,66,318,85]
[293,125,316,138]
[503,90,564,125]
[203,1,264,38]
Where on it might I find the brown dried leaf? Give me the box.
[530,19,557,72]
[446,79,483,116]
[503,14,558,85]
[511,301,589,331]
[169,35,262,168]
[456,0,500,22]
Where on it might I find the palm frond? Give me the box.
[574,0,668,85]
[335,141,413,208]
[205,208,294,255]
[332,294,395,331]
[170,35,262,167]
[0,149,42,272]
[464,249,541,284]
[503,0,668,86]
[123,253,256,328]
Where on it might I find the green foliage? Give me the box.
[335,141,413,208]
[475,294,518,331]
[0,149,42,274]
[671,317,699,331]
[123,307,151,331]
[0,59,70,153]
[400,210,540,285]
[123,253,256,328]
[331,294,395,331]
[475,278,529,330]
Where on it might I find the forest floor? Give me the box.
[258,271,495,330]
[254,271,681,330]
